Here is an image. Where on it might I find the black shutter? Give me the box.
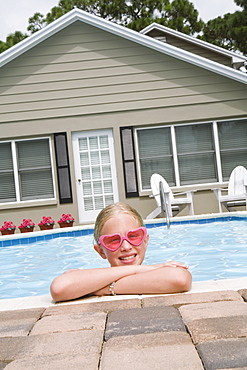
[120,127,139,198]
[54,133,73,204]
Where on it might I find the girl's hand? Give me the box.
[134,261,189,274]
[63,268,81,274]
[160,261,189,269]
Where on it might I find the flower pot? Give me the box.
[39,224,54,231]
[19,226,34,233]
[1,229,15,236]
[59,221,74,228]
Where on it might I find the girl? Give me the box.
[50,203,192,301]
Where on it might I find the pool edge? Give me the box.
[1,276,247,312]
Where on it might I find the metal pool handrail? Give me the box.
[159,181,170,229]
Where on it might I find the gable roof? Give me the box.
[0,8,247,85]
[141,22,246,70]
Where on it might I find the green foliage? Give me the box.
[200,0,247,55]
[27,13,47,33]
[0,0,246,57]
[0,31,28,53]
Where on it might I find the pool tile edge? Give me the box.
[1,276,246,312]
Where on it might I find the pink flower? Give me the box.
[38,216,55,226]
[0,221,16,231]
[58,213,75,223]
[18,219,35,229]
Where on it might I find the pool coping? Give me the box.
[1,276,247,312]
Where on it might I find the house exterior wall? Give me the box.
[1,20,247,228]
[144,29,232,67]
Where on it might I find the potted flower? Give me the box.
[58,213,75,228]
[18,219,35,233]
[38,216,55,231]
[0,221,16,235]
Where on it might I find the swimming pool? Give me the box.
[1,215,247,300]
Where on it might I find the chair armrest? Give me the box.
[174,190,197,196]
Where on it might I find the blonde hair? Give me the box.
[94,202,144,242]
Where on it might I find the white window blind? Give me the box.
[0,138,54,203]
[175,123,217,185]
[137,127,174,189]
[136,119,247,190]
[218,119,247,181]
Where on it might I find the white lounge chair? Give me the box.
[146,173,195,219]
[213,165,247,212]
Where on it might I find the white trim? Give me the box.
[0,9,247,85]
[213,121,223,183]
[171,126,180,186]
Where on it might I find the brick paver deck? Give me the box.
[0,289,247,369]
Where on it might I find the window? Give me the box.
[0,138,55,204]
[135,119,247,190]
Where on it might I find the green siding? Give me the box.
[1,21,247,125]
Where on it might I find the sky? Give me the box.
[0,0,242,41]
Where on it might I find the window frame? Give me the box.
[0,136,56,207]
[134,118,247,194]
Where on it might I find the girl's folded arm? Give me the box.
[50,264,158,301]
[94,266,192,296]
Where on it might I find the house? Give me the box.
[140,22,246,70]
[0,8,247,228]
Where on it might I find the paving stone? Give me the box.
[142,290,243,308]
[238,289,247,302]
[0,330,104,362]
[0,308,45,338]
[105,306,186,341]
[187,315,247,344]
[179,301,247,324]
[30,311,106,335]
[101,332,204,370]
[43,298,141,317]
[196,338,247,370]
[4,353,99,370]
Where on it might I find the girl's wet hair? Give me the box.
[94,202,144,243]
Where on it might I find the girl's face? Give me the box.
[94,212,149,267]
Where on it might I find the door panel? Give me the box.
[72,130,119,223]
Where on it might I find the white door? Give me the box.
[72,129,119,223]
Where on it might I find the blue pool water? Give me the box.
[0,219,247,300]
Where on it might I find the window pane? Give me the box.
[176,124,217,185]
[179,153,217,185]
[140,157,175,188]
[176,124,214,153]
[137,127,175,188]
[218,120,247,181]
[17,139,54,201]
[99,135,109,149]
[20,169,54,200]
[89,137,98,150]
[17,139,51,169]
[0,173,16,202]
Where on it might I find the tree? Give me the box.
[28,13,47,34]
[199,0,247,55]
[30,0,203,34]
[0,31,28,53]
